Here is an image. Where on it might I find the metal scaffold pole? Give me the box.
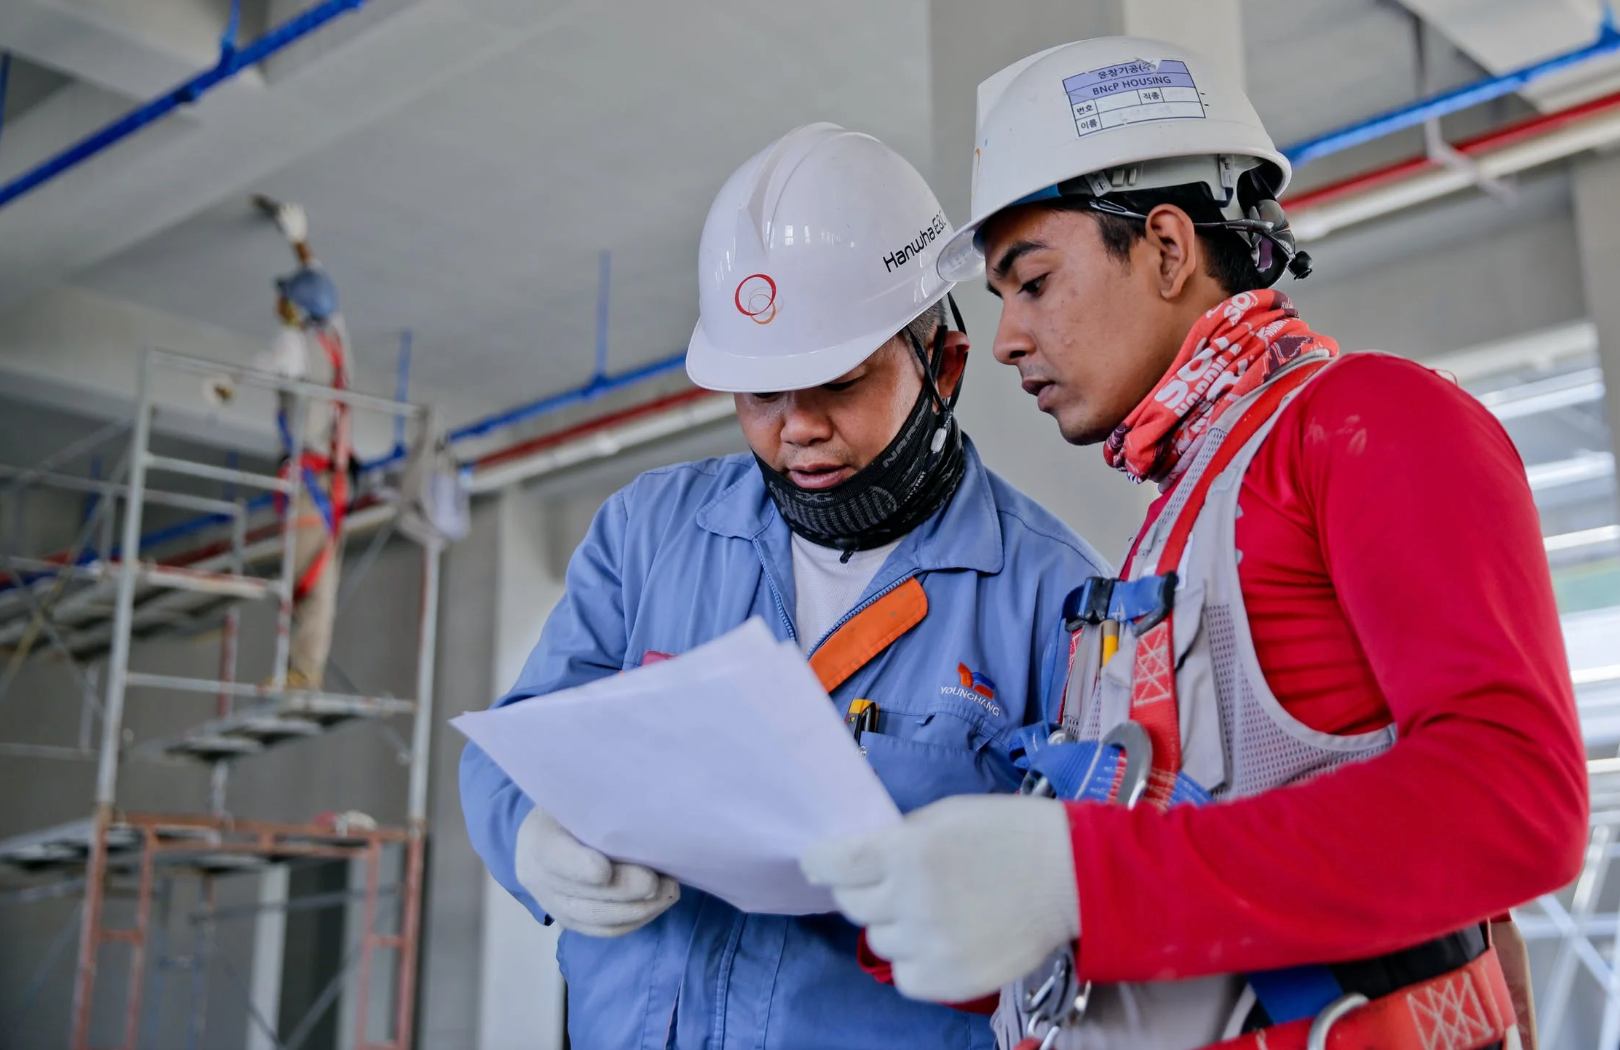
[0,348,438,1050]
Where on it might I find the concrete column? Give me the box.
[244,868,289,1050]
[473,486,568,1050]
[416,497,500,1049]
[1572,150,1620,471]
[926,1,1242,563]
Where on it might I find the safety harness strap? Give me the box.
[273,325,353,602]
[809,578,928,693]
[1121,359,1330,807]
[1202,946,1514,1050]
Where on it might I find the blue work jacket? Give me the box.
[460,441,1108,1049]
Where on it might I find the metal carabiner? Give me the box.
[1036,723,1153,1042]
[1017,729,1073,798]
[1305,992,1368,1050]
[1021,951,1073,1019]
[1099,720,1152,809]
[1021,968,1061,1016]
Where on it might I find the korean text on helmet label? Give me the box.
[1061,58,1206,138]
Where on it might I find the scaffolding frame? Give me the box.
[1513,757,1620,1049]
[0,348,440,1050]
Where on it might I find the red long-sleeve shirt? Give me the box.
[1068,353,1588,983]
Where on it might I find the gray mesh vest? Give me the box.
[994,361,1397,1050]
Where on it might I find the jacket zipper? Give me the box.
[751,537,797,643]
[806,570,916,657]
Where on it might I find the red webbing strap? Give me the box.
[1149,361,1329,577]
[314,327,352,535]
[1201,946,1515,1050]
[1123,361,1329,805]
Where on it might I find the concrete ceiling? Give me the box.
[4,0,931,425]
[0,0,1612,434]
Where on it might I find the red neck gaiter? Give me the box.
[1103,290,1339,485]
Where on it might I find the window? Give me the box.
[1435,322,1620,743]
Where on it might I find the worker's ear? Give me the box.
[1142,204,1201,301]
[936,331,969,401]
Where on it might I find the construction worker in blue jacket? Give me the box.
[459,122,1109,1050]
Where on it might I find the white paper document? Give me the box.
[452,617,901,915]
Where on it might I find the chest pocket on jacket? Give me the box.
[859,695,1016,813]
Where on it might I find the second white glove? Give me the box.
[801,794,1079,1003]
[515,806,679,938]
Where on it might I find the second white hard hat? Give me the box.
[687,123,955,393]
[937,37,1291,282]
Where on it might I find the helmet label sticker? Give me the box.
[1062,59,1205,138]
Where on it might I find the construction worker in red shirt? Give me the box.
[803,36,1587,1050]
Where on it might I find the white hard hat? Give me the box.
[938,37,1291,282]
[687,123,955,393]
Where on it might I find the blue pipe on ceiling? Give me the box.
[443,349,689,447]
[0,0,367,211]
[1283,6,1620,169]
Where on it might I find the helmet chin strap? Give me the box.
[756,293,971,558]
[904,293,969,453]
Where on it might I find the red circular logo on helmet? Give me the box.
[734,273,778,325]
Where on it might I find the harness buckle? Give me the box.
[1062,573,1179,634]
[1062,577,1116,632]
[1128,572,1178,632]
[1305,992,1368,1050]
[1015,727,1073,798]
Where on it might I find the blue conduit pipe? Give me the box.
[392,329,412,461]
[0,0,367,211]
[1283,5,1620,169]
[444,349,689,445]
[221,0,244,59]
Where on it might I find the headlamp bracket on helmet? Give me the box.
[1049,156,1311,287]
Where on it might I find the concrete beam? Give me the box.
[0,0,226,99]
[1396,0,1620,112]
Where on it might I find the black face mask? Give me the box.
[756,295,968,558]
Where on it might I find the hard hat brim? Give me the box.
[686,283,951,394]
[938,224,990,283]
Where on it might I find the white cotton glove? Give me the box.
[515,806,680,938]
[272,201,309,245]
[801,795,1079,1003]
